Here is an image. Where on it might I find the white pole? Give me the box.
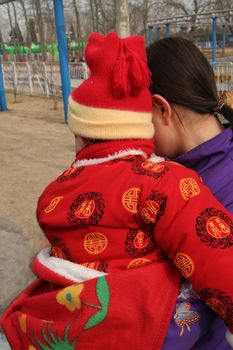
[27,63,33,95]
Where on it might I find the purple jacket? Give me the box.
[175,127,233,213]
[162,127,233,350]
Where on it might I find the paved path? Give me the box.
[0,333,10,349]
[0,93,74,346]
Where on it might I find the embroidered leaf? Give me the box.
[96,276,110,313]
[84,276,110,330]
[35,323,77,350]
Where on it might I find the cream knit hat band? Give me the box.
[68,97,154,140]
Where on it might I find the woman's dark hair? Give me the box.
[147,37,233,127]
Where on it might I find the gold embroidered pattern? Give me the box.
[141,200,160,224]
[127,258,151,269]
[206,216,231,238]
[122,187,141,213]
[44,196,63,213]
[180,178,200,200]
[174,253,194,278]
[75,199,95,219]
[84,232,108,255]
[141,161,165,173]
[133,230,152,249]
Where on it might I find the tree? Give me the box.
[28,18,38,43]
[32,0,46,61]
[18,0,31,46]
[212,0,233,34]
[11,2,24,43]
[0,29,3,44]
[161,0,214,39]
[6,3,14,41]
[72,0,83,57]
[43,0,56,43]
[116,0,130,37]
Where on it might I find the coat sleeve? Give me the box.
[141,162,233,340]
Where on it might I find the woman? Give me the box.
[147,37,233,349]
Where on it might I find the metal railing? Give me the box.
[2,61,89,98]
[2,61,233,98]
[211,61,233,93]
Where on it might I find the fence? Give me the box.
[2,62,89,98]
[2,61,233,98]
[212,62,233,93]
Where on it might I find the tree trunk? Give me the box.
[7,4,14,41]
[142,0,149,41]
[89,0,96,32]
[28,18,38,44]
[33,0,47,61]
[18,0,31,46]
[44,0,55,44]
[116,0,130,38]
[93,0,99,32]
[72,0,82,57]
[0,29,3,44]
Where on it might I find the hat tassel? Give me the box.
[112,42,151,98]
[112,43,130,98]
[128,53,151,95]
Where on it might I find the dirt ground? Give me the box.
[0,93,75,314]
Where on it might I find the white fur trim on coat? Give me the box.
[73,149,165,168]
[35,247,106,283]
[226,329,233,348]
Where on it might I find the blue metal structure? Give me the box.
[53,0,71,122]
[0,0,71,118]
[157,27,161,40]
[148,8,232,63]
[0,0,14,111]
[222,25,226,54]
[148,25,154,44]
[212,17,217,64]
[180,26,185,38]
[166,23,170,37]
[0,62,7,111]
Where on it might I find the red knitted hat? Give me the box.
[68,31,154,139]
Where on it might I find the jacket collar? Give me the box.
[174,127,233,171]
[73,139,155,167]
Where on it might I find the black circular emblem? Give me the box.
[195,208,233,249]
[67,192,105,226]
[57,166,85,183]
[125,228,157,257]
[131,155,169,179]
[199,288,233,326]
[82,260,109,272]
[50,237,73,262]
[97,260,108,272]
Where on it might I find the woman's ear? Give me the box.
[152,94,172,125]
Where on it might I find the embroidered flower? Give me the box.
[19,313,27,333]
[56,284,84,312]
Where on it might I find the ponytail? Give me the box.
[218,104,233,127]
